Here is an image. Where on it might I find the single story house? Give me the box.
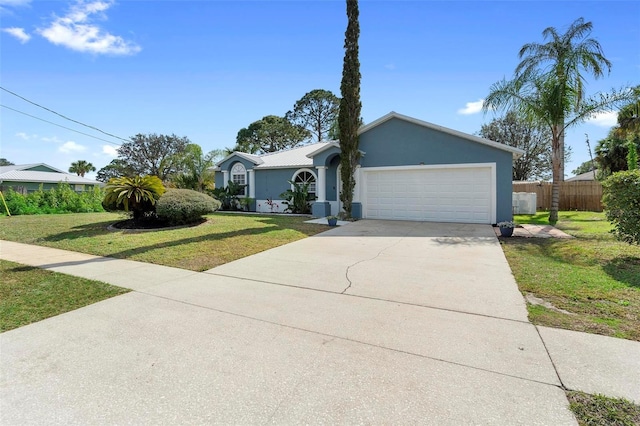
[0,163,101,194]
[215,112,523,224]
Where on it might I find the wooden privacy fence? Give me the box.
[513,181,604,212]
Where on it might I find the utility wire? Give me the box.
[0,86,129,143]
[1,104,122,146]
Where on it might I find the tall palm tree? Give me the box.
[616,92,640,170]
[68,160,96,177]
[483,18,634,223]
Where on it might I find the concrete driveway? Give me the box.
[0,221,577,425]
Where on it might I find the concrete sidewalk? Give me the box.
[1,222,638,424]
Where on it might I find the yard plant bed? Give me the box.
[567,391,640,426]
[502,212,640,341]
[0,212,326,272]
[0,259,129,332]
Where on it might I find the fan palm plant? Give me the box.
[484,18,635,223]
[103,175,165,221]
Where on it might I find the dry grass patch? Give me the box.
[567,391,640,426]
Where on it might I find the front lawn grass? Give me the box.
[0,212,327,271]
[0,259,129,332]
[567,391,640,426]
[501,211,640,341]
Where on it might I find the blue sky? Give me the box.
[1,0,638,179]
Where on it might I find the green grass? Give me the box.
[502,211,640,341]
[0,212,327,271]
[0,259,129,332]
[567,391,640,426]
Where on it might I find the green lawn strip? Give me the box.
[0,212,327,271]
[1,259,129,332]
[501,212,640,341]
[567,391,640,426]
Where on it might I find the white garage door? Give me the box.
[362,165,495,224]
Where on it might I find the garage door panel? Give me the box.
[363,167,493,224]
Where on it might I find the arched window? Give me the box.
[292,169,317,198]
[231,163,246,196]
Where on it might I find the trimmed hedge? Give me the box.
[602,170,640,245]
[156,189,221,225]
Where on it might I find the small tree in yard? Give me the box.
[102,175,165,222]
[602,170,640,244]
[280,181,314,214]
[338,0,362,219]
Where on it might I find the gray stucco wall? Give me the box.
[253,168,298,200]
[358,118,514,222]
[215,157,258,193]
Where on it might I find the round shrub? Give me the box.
[602,169,640,245]
[156,189,221,226]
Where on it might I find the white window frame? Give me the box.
[231,163,247,196]
[291,168,317,198]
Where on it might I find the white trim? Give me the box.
[360,162,497,224]
[231,163,247,196]
[248,169,255,199]
[290,168,317,195]
[358,112,524,159]
[305,141,340,158]
[222,170,229,188]
[216,152,263,167]
[316,166,327,202]
[361,163,495,172]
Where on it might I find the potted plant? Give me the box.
[497,221,516,237]
[327,215,338,226]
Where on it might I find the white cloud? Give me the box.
[587,110,618,127]
[2,27,31,43]
[41,136,62,143]
[102,145,118,157]
[384,63,396,70]
[58,141,86,153]
[0,0,30,12]
[457,99,485,115]
[16,131,37,140]
[37,0,141,55]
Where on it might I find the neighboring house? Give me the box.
[215,112,523,224]
[565,170,597,182]
[0,163,101,194]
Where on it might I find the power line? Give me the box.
[1,104,122,146]
[0,86,129,143]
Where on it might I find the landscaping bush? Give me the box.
[1,184,105,215]
[156,188,221,225]
[280,180,314,214]
[602,169,640,244]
